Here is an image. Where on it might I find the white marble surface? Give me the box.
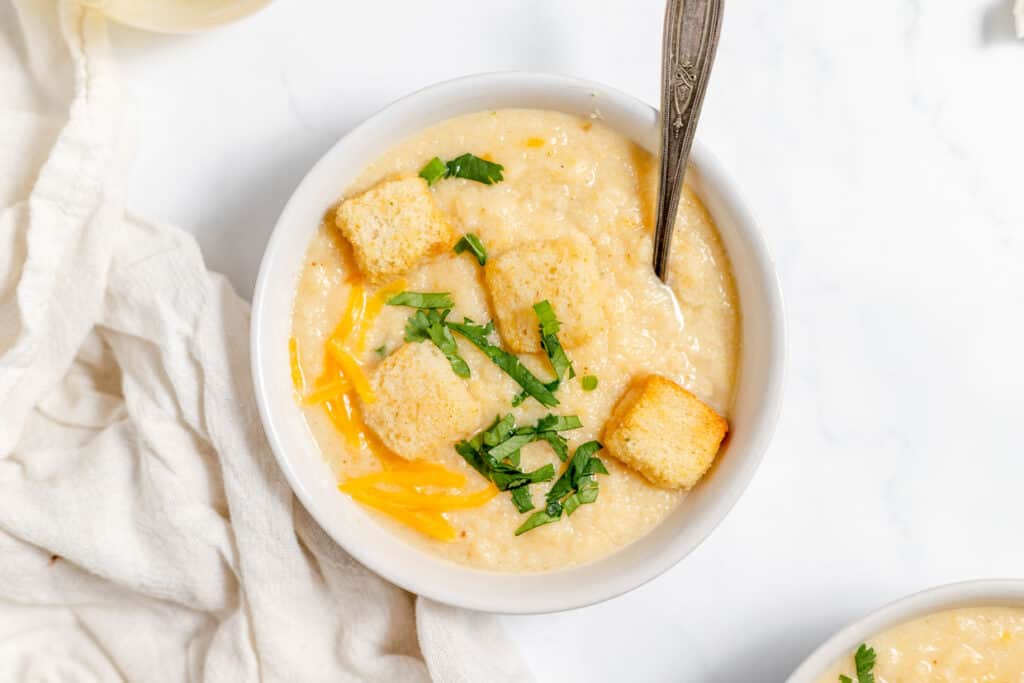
[107,1,1024,680]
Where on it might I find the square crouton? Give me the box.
[603,375,728,490]
[362,342,481,459]
[484,234,604,353]
[335,177,456,282]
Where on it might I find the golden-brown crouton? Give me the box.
[483,234,604,353]
[603,375,728,489]
[362,342,481,459]
[335,177,456,282]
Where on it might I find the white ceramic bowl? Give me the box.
[251,72,785,614]
[787,579,1024,682]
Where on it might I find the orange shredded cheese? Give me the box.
[302,275,482,541]
[322,395,361,448]
[353,278,407,353]
[289,337,306,397]
[331,283,366,342]
[302,377,349,405]
[341,466,467,490]
[328,339,376,403]
[345,485,498,511]
[344,487,456,541]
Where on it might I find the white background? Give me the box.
[108,1,1024,680]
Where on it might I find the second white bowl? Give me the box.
[787,579,1024,682]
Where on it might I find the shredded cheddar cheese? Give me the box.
[327,339,376,403]
[322,395,361,448]
[339,459,495,540]
[353,278,407,353]
[332,283,366,341]
[302,377,349,405]
[344,487,456,541]
[346,485,498,511]
[341,466,467,490]
[289,337,306,395]
[296,276,480,540]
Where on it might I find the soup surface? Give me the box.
[290,109,739,571]
[818,607,1024,683]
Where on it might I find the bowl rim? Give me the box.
[250,71,786,613]
[786,578,1024,682]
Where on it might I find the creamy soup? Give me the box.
[289,109,739,572]
[818,607,1024,683]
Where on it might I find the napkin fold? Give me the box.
[0,2,531,681]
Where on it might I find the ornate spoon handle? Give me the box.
[652,0,724,281]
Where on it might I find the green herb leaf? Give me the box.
[453,233,487,266]
[374,345,387,358]
[583,456,609,476]
[514,503,562,536]
[581,375,598,391]
[482,414,516,447]
[424,311,470,378]
[535,414,583,432]
[387,291,454,309]
[533,300,576,382]
[512,379,559,407]
[401,308,470,378]
[448,320,559,407]
[509,486,534,513]
[854,643,876,683]
[839,677,852,683]
[419,156,448,186]
[403,310,432,342]
[454,440,488,478]
[544,441,606,515]
[446,153,504,185]
[536,431,569,461]
[489,464,554,491]
[488,433,536,460]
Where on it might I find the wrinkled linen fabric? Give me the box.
[0,2,533,681]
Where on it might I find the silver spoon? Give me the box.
[652,0,724,281]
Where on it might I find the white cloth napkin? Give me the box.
[0,2,533,681]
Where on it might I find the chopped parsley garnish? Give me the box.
[533,300,575,383]
[513,503,562,535]
[839,643,876,683]
[446,154,504,184]
[515,440,608,535]
[447,318,559,407]
[387,291,454,309]
[581,375,598,391]
[374,345,387,358]
[456,413,584,513]
[418,153,505,186]
[419,156,448,186]
[509,486,534,513]
[453,233,487,265]
[402,308,470,378]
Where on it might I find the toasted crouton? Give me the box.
[603,375,727,489]
[362,342,481,459]
[484,234,604,352]
[335,177,456,282]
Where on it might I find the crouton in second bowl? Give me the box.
[251,72,785,613]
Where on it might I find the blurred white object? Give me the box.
[1017,0,1024,38]
[79,0,273,33]
[0,1,530,681]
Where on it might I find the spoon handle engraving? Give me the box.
[653,0,724,281]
